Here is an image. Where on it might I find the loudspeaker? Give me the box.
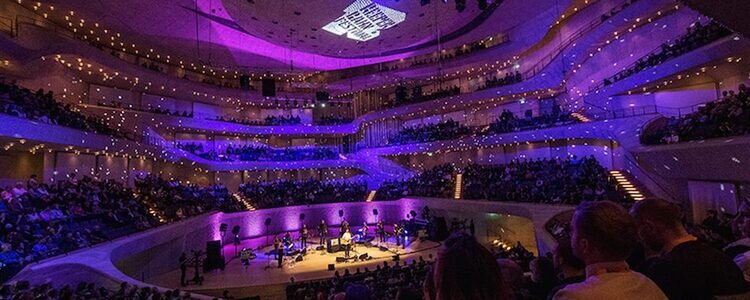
[296,255,304,262]
[373,209,378,216]
[392,254,400,261]
[239,75,251,91]
[231,225,240,235]
[478,0,487,9]
[265,218,272,226]
[205,240,224,271]
[455,0,466,12]
[421,0,430,5]
[358,253,369,260]
[338,210,344,218]
[219,223,228,233]
[316,91,329,102]
[379,245,388,252]
[328,264,335,271]
[316,245,325,251]
[336,257,347,263]
[262,78,276,97]
[300,213,306,221]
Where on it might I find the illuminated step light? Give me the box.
[454,173,463,200]
[366,190,377,202]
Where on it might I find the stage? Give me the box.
[146,234,441,298]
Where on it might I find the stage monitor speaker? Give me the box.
[359,253,369,260]
[239,75,251,91]
[392,254,400,261]
[231,225,240,235]
[205,240,224,271]
[336,257,347,263]
[296,255,304,262]
[328,264,335,271]
[379,245,388,252]
[316,91,329,102]
[219,223,228,233]
[262,78,276,97]
[316,245,325,251]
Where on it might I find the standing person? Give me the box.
[299,224,309,249]
[377,220,386,243]
[179,252,188,286]
[630,199,750,299]
[361,222,369,238]
[273,234,281,260]
[318,220,328,247]
[341,228,353,258]
[394,223,402,247]
[552,201,667,300]
[469,219,475,236]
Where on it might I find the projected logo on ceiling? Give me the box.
[323,0,406,42]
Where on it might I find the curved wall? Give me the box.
[12,198,571,295]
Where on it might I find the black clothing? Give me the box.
[547,275,585,300]
[643,240,749,300]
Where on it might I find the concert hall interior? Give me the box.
[1,0,750,299]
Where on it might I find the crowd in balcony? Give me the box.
[0,82,126,139]
[0,175,156,282]
[176,143,339,162]
[604,21,732,86]
[318,115,354,125]
[388,120,471,145]
[390,86,462,108]
[376,164,456,200]
[134,175,244,222]
[376,156,627,204]
[642,86,750,145]
[461,156,627,204]
[0,280,200,299]
[239,179,367,209]
[97,101,194,118]
[487,109,576,134]
[478,71,523,91]
[212,114,302,126]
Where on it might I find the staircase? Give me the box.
[571,112,592,122]
[366,190,377,202]
[233,193,256,211]
[454,173,463,200]
[609,170,646,201]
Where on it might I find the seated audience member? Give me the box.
[548,238,585,300]
[553,201,667,300]
[426,232,511,300]
[528,256,560,299]
[630,199,750,299]
[725,212,750,281]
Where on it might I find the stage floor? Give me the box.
[147,235,441,293]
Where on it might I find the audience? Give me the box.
[0,82,126,139]
[488,109,576,134]
[177,143,339,162]
[462,157,627,204]
[376,164,456,200]
[0,280,197,299]
[212,114,302,126]
[643,85,750,144]
[427,232,512,300]
[548,238,585,300]
[630,199,749,299]
[134,175,244,222]
[97,101,193,118]
[478,71,523,91]
[552,201,667,299]
[388,120,470,145]
[239,179,367,209]
[390,86,461,108]
[287,257,432,300]
[603,21,731,86]
[318,115,354,125]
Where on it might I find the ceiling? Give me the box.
[21,0,558,72]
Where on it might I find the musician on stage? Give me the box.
[318,220,328,246]
[341,228,353,258]
[179,252,188,286]
[394,223,401,246]
[300,224,309,249]
[340,219,350,237]
[283,232,293,251]
[273,234,281,260]
[377,220,386,243]
[361,222,369,238]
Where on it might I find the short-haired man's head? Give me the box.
[554,237,585,270]
[572,201,637,262]
[629,198,685,251]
